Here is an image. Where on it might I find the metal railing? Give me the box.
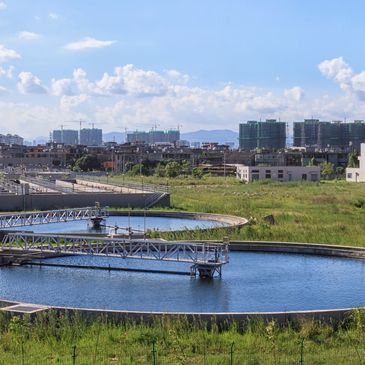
[78,174,169,193]
[2,233,229,267]
[0,206,108,229]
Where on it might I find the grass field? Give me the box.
[108,175,365,246]
[1,310,365,364]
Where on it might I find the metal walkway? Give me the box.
[0,206,108,229]
[2,233,229,277]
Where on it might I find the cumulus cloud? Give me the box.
[17,72,47,94]
[64,37,116,50]
[51,78,74,96]
[0,2,6,11]
[318,57,365,99]
[284,86,304,101]
[8,61,365,137]
[17,31,41,41]
[0,45,20,63]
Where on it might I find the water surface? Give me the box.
[1,252,365,312]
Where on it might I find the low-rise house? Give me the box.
[236,165,320,183]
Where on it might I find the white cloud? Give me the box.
[0,85,7,94]
[51,78,74,96]
[0,45,20,63]
[284,86,304,101]
[0,2,6,11]
[17,31,41,41]
[64,37,116,50]
[318,57,365,100]
[60,94,89,110]
[17,72,47,94]
[0,65,14,78]
[49,12,58,20]
[7,61,365,137]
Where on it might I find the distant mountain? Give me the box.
[103,132,126,143]
[181,129,239,146]
[24,136,49,145]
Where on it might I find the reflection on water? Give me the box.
[1,252,365,312]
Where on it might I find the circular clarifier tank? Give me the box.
[1,252,365,313]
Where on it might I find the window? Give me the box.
[265,169,271,179]
[278,169,284,179]
[347,173,352,179]
[252,173,260,181]
[302,174,307,181]
[311,173,318,181]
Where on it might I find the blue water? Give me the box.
[1,252,365,312]
[8,215,226,234]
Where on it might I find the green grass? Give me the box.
[108,175,365,246]
[1,310,365,364]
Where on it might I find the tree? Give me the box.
[73,154,100,172]
[181,160,191,176]
[165,161,181,178]
[320,161,334,180]
[347,151,359,168]
[154,163,165,177]
[308,157,318,166]
[192,167,204,179]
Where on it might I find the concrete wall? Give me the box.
[0,192,170,211]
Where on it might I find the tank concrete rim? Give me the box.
[1,240,365,319]
[108,210,248,231]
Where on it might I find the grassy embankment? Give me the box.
[1,310,365,364]
[108,175,365,246]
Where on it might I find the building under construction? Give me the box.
[293,119,365,150]
[239,119,286,150]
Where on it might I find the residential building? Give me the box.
[0,134,24,145]
[239,119,286,150]
[294,119,365,150]
[80,128,103,146]
[236,165,320,183]
[52,129,79,145]
[126,129,180,145]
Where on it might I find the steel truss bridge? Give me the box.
[2,233,229,277]
[0,206,108,229]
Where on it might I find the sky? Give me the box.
[1,0,365,139]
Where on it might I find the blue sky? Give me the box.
[0,0,364,138]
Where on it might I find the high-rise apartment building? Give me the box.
[239,119,286,150]
[80,128,103,146]
[52,129,79,145]
[126,130,180,144]
[293,120,365,149]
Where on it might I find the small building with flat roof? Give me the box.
[236,165,320,183]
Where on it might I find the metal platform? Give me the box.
[0,206,108,229]
[2,233,229,277]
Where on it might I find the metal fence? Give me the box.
[1,342,364,365]
[77,174,169,194]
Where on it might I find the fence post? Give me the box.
[21,337,25,365]
[152,340,157,365]
[299,338,304,365]
[230,342,235,365]
[72,345,77,365]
